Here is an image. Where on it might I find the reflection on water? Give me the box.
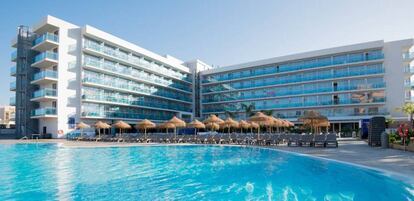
[0,144,412,201]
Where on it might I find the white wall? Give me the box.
[383,39,414,120]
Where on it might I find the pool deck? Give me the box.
[1,139,413,179]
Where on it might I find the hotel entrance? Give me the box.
[329,122,359,138]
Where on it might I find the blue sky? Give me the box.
[1,0,414,105]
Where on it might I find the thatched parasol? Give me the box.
[298,110,329,134]
[76,122,90,137]
[203,114,224,124]
[95,121,111,138]
[159,122,176,136]
[239,120,250,133]
[205,122,220,131]
[113,121,131,136]
[249,112,272,138]
[249,121,259,134]
[168,116,186,139]
[220,117,239,136]
[188,119,205,135]
[136,119,156,139]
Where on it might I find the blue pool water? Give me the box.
[0,144,412,201]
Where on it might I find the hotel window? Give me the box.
[348,52,364,63]
[333,54,347,65]
[368,107,379,115]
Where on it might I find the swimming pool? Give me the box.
[0,143,412,200]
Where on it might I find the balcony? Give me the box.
[31,88,57,102]
[31,51,58,68]
[32,33,59,52]
[403,52,414,61]
[11,37,17,48]
[10,66,16,76]
[11,51,17,62]
[10,81,16,91]
[9,97,15,106]
[31,70,58,85]
[31,107,57,118]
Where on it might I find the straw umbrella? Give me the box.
[203,114,224,124]
[239,120,250,134]
[76,122,90,137]
[160,122,176,136]
[298,111,328,134]
[205,122,220,131]
[136,119,156,139]
[249,112,272,138]
[249,122,259,134]
[168,116,186,139]
[113,120,131,137]
[95,121,111,138]
[220,117,239,137]
[187,119,205,135]
[270,116,283,133]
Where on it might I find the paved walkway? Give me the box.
[271,140,414,178]
[1,139,413,181]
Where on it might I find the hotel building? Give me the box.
[10,16,194,138]
[9,15,414,137]
[200,40,414,132]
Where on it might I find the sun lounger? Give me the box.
[325,134,338,147]
[299,135,313,147]
[288,134,300,146]
[313,134,327,147]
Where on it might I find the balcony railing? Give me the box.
[83,57,192,92]
[33,70,58,81]
[81,111,172,121]
[203,68,385,93]
[203,53,384,83]
[11,51,17,62]
[83,39,192,82]
[9,97,15,106]
[33,33,59,46]
[203,83,386,103]
[10,66,16,76]
[32,107,57,116]
[10,81,16,91]
[82,94,192,112]
[33,51,58,63]
[202,98,386,113]
[32,88,57,99]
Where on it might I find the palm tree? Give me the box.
[261,110,273,116]
[241,103,255,119]
[224,110,236,118]
[396,103,414,128]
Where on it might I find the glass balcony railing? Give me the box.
[33,51,58,63]
[33,70,58,81]
[82,94,192,112]
[83,39,192,82]
[83,57,192,92]
[33,33,59,46]
[9,97,15,106]
[203,53,384,83]
[403,52,414,60]
[32,107,57,116]
[202,83,386,103]
[82,77,192,102]
[11,51,17,62]
[203,68,384,93]
[10,66,16,76]
[32,88,57,99]
[81,111,172,121]
[202,98,386,113]
[10,81,16,91]
[404,65,414,73]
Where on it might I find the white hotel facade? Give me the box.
[9,16,414,138]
